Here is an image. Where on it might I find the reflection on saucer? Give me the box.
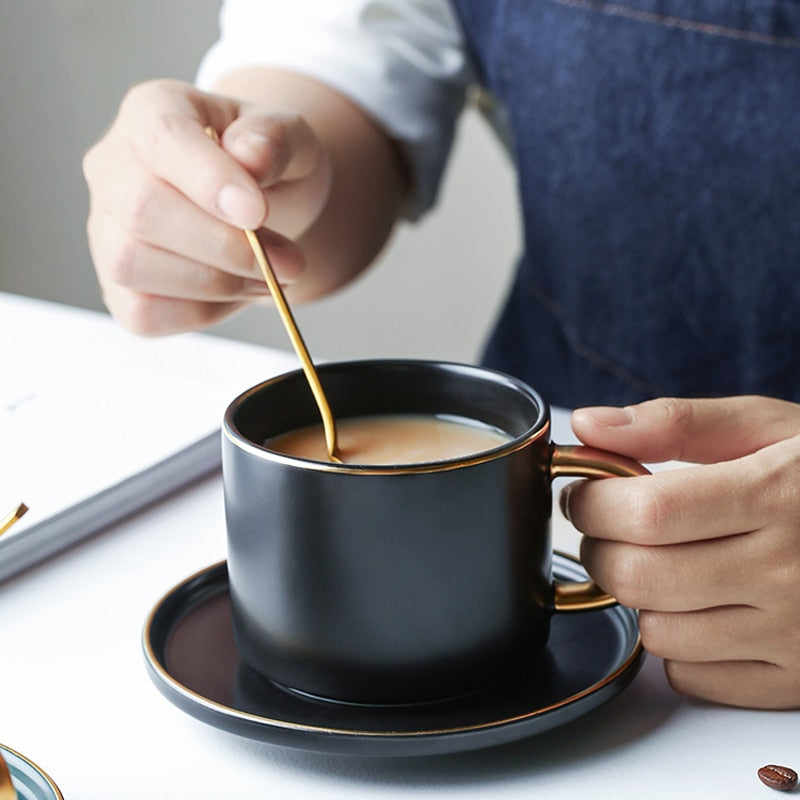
[0,745,63,800]
[232,647,560,715]
[143,554,644,757]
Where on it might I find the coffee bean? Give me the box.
[758,765,798,791]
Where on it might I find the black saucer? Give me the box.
[142,554,643,757]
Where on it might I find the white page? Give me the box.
[0,292,297,575]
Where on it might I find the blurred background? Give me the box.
[0,0,520,363]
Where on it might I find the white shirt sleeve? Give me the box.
[195,0,474,218]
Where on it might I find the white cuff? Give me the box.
[196,0,473,218]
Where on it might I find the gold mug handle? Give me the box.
[550,444,651,612]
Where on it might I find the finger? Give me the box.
[100,284,250,336]
[90,213,266,302]
[121,87,267,230]
[571,396,800,465]
[87,147,306,294]
[638,606,771,663]
[563,454,770,544]
[90,191,305,291]
[221,113,331,237]
[93,228,304,330]
[664,659,800,709]
[87,145,260,278]
[580,534,760,611]
[222,111,326,186]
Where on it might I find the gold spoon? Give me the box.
[0,750,16,800]
[0,503,27,538]
[205,126,342,463]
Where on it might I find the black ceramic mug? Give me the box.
[222,360,648,705]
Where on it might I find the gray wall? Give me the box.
[0,1,520,363]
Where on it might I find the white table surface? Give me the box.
[1,300,797,799]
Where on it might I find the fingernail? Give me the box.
[217,183,262,228]
[578,406,635,427]
[559,483,574,522]
[231,129,271,152]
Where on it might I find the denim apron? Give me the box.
[451,0,800,407]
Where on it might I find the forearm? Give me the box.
[212,67,411,302]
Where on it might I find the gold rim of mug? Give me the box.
[223,419,550,475]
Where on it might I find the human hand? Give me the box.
[563,396,800,709]
[83,79,330,334]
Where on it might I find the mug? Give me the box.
[222,360,648,705]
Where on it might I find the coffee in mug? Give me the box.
[266,413,511,465]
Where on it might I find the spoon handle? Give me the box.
[0,503,27,538]
[203,127,341,462]
[243,230,341,462]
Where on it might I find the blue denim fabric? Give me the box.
[451,0,800,407]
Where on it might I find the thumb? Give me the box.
[220,111,331,238]
[570,396,800,465]
[221,110,327,188]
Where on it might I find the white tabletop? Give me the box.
[1,299,796,799]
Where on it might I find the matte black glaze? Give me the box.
[222,361,555,704]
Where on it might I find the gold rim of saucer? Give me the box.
[142,553,644,744]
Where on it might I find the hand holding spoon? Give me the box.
[204,126,342,462]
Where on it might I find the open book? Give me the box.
[0,292,297,582]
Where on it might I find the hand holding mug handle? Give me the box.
[550,444,650,611]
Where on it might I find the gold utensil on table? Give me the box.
[205,126,342,463]
[0,750,16,800]
[0,503,27,538]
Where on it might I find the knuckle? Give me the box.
[132,108,191,166]
[118,295,241,337]
[723,448,800,542]
[102,229,141,289]
[648,397,695,441]
[81,145,99,180]
[192,300,241,329]
[264,121,293,174]
[637,611,671,657]
[599,545,653,608]
[117,174,159,238]
[135,111,176,160]
[195,264,239,298]
[208,225,251,269]
[103,290,161,336]
[767,543,800,603]
[661,659,715,704]
[121,78,182,116]
[662,659,693,698]
[751,445,800,518]
[618,480,672,544]
[120,307,157,337]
